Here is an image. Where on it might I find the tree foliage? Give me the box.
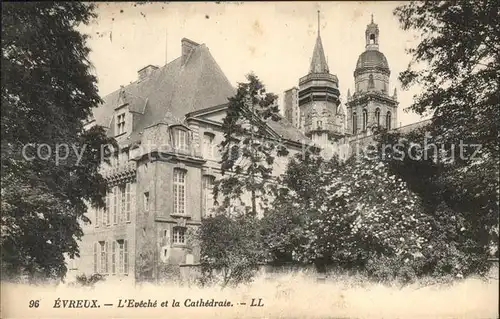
[214,73,288,216]
[394,0,499,156]
[392,0,499,258]
[199,214,264,288]
[262,149,487,282]
[1,3,113,281]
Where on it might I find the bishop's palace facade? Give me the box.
[69,16,427,283]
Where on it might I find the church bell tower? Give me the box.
[298,11,345,148]
[346,15,398,136]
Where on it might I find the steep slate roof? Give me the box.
[309,34,329,74]
[93,41,235,142]
[93,38,308,146]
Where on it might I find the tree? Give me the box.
[214,73,288,216]
[1,3,113,281]
[262,148,483,282]
[393,1,499,260]
[199,214,264,288]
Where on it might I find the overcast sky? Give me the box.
[82,2,427,126]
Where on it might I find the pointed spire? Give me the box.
[309,10,329,74]
[347,89,351,98]
[371,14,374,24]
[317,10,320,36]
[393,88,398,99]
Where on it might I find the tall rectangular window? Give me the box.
[203,132,215,158]
[117,113,126,135]
[117,239,129,275]
[173,169,186,215]
[174,129,188,152]
[119,184,126,223]
[202,175,215,217]
[99,241,107,274]
[118,241,124,274]
[173,227,186,244]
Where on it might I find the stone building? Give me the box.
[71,38,311,283]
[346,15,399,136]
[284,15,405,159]
[68,15,431,283]
[283,87,299,129]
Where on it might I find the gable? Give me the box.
[187,103,311,145]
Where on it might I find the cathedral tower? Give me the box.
[346,15,398,136]
[298,11,345,148]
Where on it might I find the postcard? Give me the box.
[1,2,498,318]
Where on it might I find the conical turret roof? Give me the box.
[309,10,329,74]
[310,34,329,74]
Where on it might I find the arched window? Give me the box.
[317,120,322,129]
[362,109,368,131]
[386,111,392,130]
[370,34,376,44]
[368,74,375,89]
[352,112,357,134]
[375,108,380,127]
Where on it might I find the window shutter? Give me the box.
[95,208,100,228]
[105,192,110,225]
[112,241,116,274]
[93,242,98,273]
[100,242,106,274]
[104,241,109,274]
[126,183,131,222]
[113,187,118,224]
[124,240,129,275]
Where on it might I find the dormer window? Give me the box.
[174,129,189,152]
[116,113,126,135]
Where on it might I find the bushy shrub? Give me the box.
[199,212,264,288]
[262,152,490,283]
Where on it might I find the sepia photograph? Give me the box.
[1,1,499,318]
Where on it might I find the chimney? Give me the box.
[138,65,158,81]
[181,38,200,65]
